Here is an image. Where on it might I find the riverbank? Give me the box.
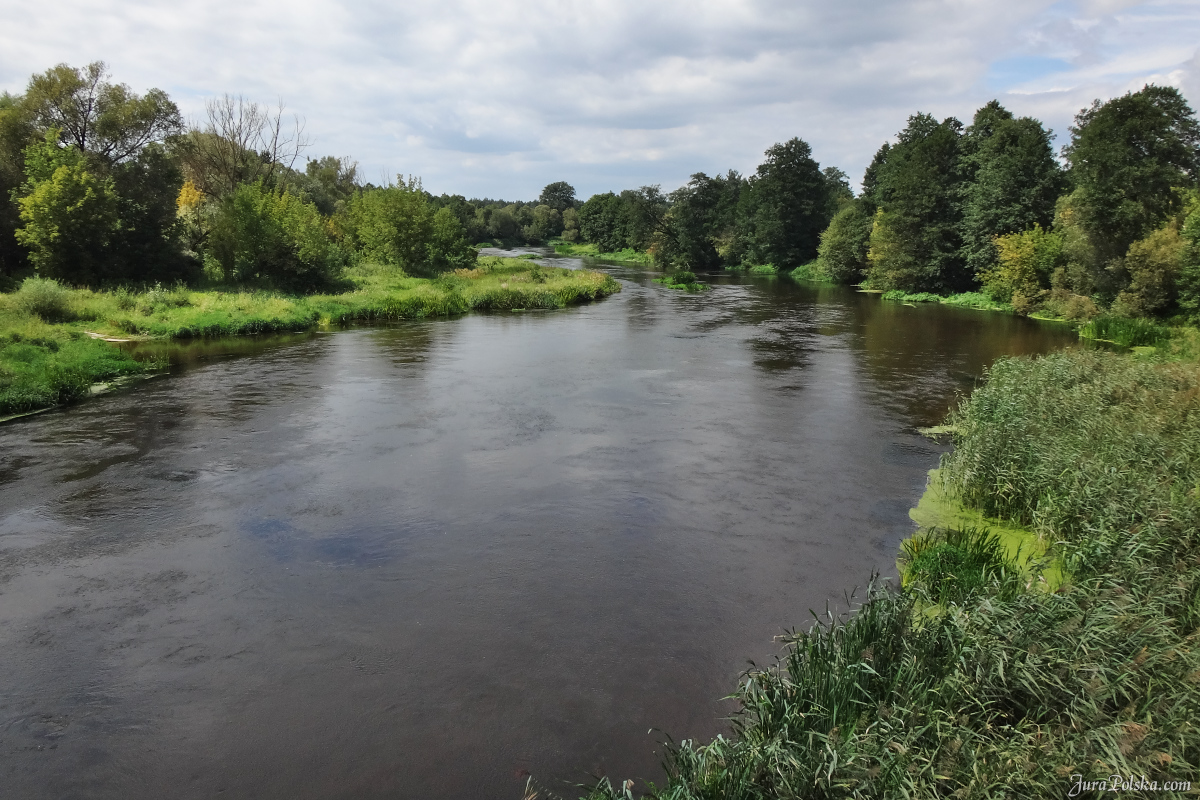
[562,348,1200,800]
[0,257,620,417]
[549,241,654,264]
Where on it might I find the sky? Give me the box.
[2,0,1198,201]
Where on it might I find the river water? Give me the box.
[0,256,1079,799]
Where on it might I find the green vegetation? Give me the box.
[554,349,1200,799]
[549,240,653,264]
[880,289,1010,312]
[0,260,618,415]
[1080,315,1173,348]
[652,270,708,292]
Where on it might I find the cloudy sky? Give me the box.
[2,0,1198,200]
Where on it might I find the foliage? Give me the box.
[958,101,1063,278]
[738,138,834,271]
[340,179,475,278]
[23,61,182,163]
[14,133,121,285]
[652,269,708,292]
[578,192,626,252]
[1181,197,1200,321]
[655,171,744,270]
[208,181,344,291]
[1113,222,1187,317]
[865,113,967,292]
[569,350,1200,800]
[538,181,576,213]
[1079,315,1173,348]
[12,276,75,321]
[815,200,872,283]
[980,224,1063,304]
[901,526,1020,604]
[1065,85,1200,262]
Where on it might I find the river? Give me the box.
[0,255,1079,798]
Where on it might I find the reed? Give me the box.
[560,349,1200,799]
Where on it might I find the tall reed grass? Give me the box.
[551,350,1200,800]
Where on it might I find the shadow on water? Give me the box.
[0,267,1080,799]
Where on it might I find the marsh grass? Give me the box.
[561,349,1200,800]
[1080,315,1173,348]
[881,289,1010,312]
[0,259,620,415]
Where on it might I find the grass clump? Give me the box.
[557,349,1200,800]
[652,270,709,292]
[901,526,1021,604]
[1080,314,1173,348]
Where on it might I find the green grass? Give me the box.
[881,289,1011,312]
[550,240,654,264]
[651,270,710,292]
[787,261,834,283]
[0,259,620,415]
[1080,314,1173,348]
[551,349,1200,800]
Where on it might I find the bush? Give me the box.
[341,182,475,277]
[13,277,74,321]
[208,181,344,292]
[980,224,1063,304]
[816,201,873,283]
[1113,223,1186,317]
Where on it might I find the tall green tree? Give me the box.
[958,100,1063,279]
[538,181,576,213]
[578,192,625,252]
[341,179,475,277]
[866,114,967,292]
[1064,85,1200,262]
[14,132,120,285]
[0,93,38,282]
[739,137,832,269]
[23,62,181,164]
[657,171,744,269]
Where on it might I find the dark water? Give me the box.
[0,261,1078,799]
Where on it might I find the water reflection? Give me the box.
[0,268,1079,799]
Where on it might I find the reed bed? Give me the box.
[552,349,1200,800]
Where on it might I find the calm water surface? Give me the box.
[0,258,1078,798]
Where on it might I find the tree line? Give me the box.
[3,62,1199,320]
[0,63,590,293]
[575,86,1199,322]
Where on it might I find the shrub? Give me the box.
[13,277,74,321]
[208,181,344,292]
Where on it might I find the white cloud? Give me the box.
[0,0,1196,198]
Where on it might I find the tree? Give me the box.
[816,201,873,283]
[23,62,182,164]
[958,101,1063,278]
[0,92,38,281]
[657,171,743,269]
[738,138,832,269]
[620,186,669,251]
[341,179,474,277]
[866,114,967,292]
[176,95,309,199]
[208,181,343,290]
[979,225,1063,304]
[297,155,359,215]
[14,132,120,285]
[1064,85,1200,262]
[538,181,576,213]
[527,204,562,241]
[578,192,625,252]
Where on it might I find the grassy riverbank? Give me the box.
[552,349,1200,800]
[0,257,619,417]
[549,241,654,264]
